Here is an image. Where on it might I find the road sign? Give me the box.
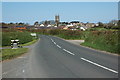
[11,39,19,49]
[30,33,37,37]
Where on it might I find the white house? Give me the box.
[80,26,88,31]
[67,24,73,27]
[47,24,52,27]
[40,24,44,27]
[95,23,99,26]
[54,26,57,27]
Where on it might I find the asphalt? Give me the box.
[2,35,119,78]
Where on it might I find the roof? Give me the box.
[16,26,25,27]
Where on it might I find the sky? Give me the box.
[2,2,118,25]
[1,0,119,2]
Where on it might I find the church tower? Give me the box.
[55,15,60,27]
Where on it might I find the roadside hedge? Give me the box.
[2,31,33,46]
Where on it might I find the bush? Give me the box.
[58,30,83,40]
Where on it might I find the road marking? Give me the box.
[53,42,56,45]
[51,38,53,41]
[2,72,8,75]
[22,70,25,73]
[81,57,118,74]
[51,38,74,55]
[56,45,61,48]
[63,49,75,55]
[51,39,54,42]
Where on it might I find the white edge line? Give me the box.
[81,57,118,74]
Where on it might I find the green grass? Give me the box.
[1,39,38,48]
[81,42,119,54]
[1,48,28,61]
[20,39,38,46]
[0,38,39,61]
[2,31,34,46]
[81,31,119,54]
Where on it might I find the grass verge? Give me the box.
[81,42,119,54]
[20,39,38,46]
[1,48,28,61]
[1,39,39,61]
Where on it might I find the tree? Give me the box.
[18,22,24,26]
[34,21,39,27]
[25,23,29,26]
[8,22,15,28]
[44,20,48,26]
[107,20,118,29]
[2,22,8,27]
[118,20,120,26]
[98,22,104,27]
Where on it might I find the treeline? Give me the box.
[1,22,30,28]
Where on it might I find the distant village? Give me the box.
[1,15,119,31]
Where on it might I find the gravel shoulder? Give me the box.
[65,40,118,56]
[65,40,84,45]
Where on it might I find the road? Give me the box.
[2,35,119,79]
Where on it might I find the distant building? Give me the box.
[85,23,95,28]
[80,26,88,31]
[40,24,44,27]
[95,23,99,26]
[55,15,60,27]
[63,26,68,30]
[67,24,74,27]
[47,24,52,27]
[16,26,26,30]
[1,26,8,28]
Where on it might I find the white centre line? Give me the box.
[81,57,118,74]
[56,45,61,48]
[63,49,75,55]
[53,42,56,45]
[51,39,54,42]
